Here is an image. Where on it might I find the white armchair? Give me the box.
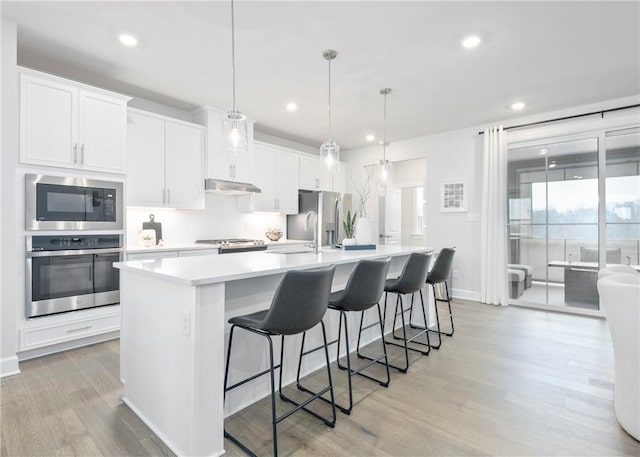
[597,272,640,440]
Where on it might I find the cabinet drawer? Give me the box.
[178,249,219,257]
[126,251,179,260]
[20,311,120,351]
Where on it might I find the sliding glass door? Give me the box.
[507,127,639,313]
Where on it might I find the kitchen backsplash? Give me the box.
[126,193,286,246]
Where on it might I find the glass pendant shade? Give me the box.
[379,159,392,182]
[223,108,248,155]
[320,139,339,172]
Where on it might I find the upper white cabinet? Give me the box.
[19,68,129,173]
[238,142,299,214]
[127,109,205,210]
[299,154,346,193]
[192,107,255,183]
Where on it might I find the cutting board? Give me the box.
[142,214,162,245]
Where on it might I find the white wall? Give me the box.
[126,195,286,246]
[1,18,20,377]
[343,95,640,301]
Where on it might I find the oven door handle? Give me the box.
[26,248,124,258]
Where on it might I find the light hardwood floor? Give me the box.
[2,300,639,456]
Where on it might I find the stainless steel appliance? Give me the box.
[26,174,123,230]
[195,238,267,254]
[286,190,353,247]
[26,235,123,318]
[204,178,261,195]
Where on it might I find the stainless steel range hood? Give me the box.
[204,178,261,195]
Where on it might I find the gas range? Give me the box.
[195,238,267,254]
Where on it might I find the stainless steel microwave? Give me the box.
[25,174,123,231]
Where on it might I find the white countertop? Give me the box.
[115,245,432,286]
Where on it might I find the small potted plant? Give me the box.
[342,210,357,246]
[142,233,154,247]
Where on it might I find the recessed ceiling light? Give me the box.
[549,162,557,168]
[286,102,298,112]
[461,35,481,49]
[539,149,547,154]
[365,134,376,142]
[511,101,526,111]
[119,34,138,47]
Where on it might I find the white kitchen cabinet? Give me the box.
[126,248,218,261]
[126,251,179,261]
[178,249,219,257]
[192,107,255,183]
[127,109,205,210]
[19,67,129,173]
[298,154,346,192]
[19,305,120,354]
[238,142,299,214]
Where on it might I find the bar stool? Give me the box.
[223,266,336,457]
[382,251,433,373]
[411,247,456,349]
[296,258,392,415]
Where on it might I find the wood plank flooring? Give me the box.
[2,300,639,456]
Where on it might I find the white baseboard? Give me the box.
[1,355,20,378]
[18,331,119,362]
[451,288,481,302]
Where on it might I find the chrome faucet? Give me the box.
[305,211,318,254]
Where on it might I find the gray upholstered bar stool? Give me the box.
[416,247,456,349]
[223,266,336,457]
[380,251,433,373]
[296,258,392,415]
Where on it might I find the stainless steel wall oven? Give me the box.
[26,235,123,318]
[26,174,123,231]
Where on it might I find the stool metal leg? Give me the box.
[383,290,431,368]
[225,324,336,457]
[355,302,390,387]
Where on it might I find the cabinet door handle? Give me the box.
[167,189,171,205]
[229,165,233,178]
[162,188,166,205]
[315,178,319,188]
[73,143,78,165]
[66,325,92,334]
[232,164,236,178]
[80,144,85,165]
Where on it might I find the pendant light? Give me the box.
[320,50,339,172]
[224,0,248,155]
[379,88,392,181]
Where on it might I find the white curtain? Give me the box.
[480,126,509,306]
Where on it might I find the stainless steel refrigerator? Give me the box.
[286,190,353,247]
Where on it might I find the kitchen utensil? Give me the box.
[142,214,162,245]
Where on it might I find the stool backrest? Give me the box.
[262,265,336,335]
[338,258,392,311]
[394,251,433,294]
[428,247,456,284]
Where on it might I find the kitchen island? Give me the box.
[115,245,433,457]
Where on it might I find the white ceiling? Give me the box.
[3,1,639,150]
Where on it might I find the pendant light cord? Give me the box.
[230,0,237,111]
[383,91,387,161]
[328,58,332,140]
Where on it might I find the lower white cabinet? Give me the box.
[239,142,299,214]
[20,307,120,352]
[126,250,179,261]
[126,248,219,261]
[127,108,205,209]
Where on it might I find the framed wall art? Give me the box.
[440,179,468,212]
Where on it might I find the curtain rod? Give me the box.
[478,104,640,135]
